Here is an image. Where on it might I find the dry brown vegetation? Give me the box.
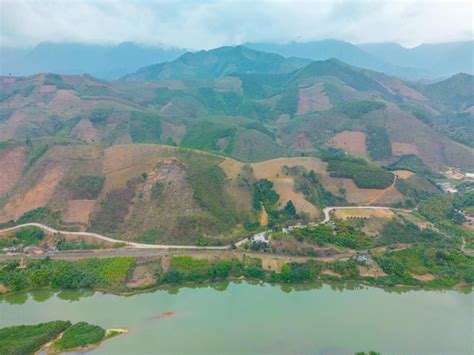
[326,130,368,156]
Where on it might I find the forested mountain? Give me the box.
[0,45,472,243]
[123,45,311,80]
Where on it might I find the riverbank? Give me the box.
[0,253,471,300]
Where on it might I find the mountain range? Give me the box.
[0,44,472,244]
[2,39,472,80]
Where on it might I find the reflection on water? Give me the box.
[0,280,471,305]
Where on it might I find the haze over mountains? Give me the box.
[1,39,472,80]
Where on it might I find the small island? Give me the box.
[0,320,127,355]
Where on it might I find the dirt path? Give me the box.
[367,176,398,204]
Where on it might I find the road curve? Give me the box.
[0,206,415,251]
[0,223,231,250]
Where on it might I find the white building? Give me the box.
[251,232,269,244]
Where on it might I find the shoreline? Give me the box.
[2,278,471,302]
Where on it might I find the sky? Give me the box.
[1,0,473,49]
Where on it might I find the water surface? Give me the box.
[0,282,472,354]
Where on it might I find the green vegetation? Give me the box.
[252,179,279,211]
[0,257,136,292]
[56,239,104,251]
[274,87,298,116]
[151,181,165,202]
[181,151,243,233]
[24,142,48,171]
[326,156,394,189]
[285,166,345,207]
[334,100,386,119]
[54,322,106,350]
[378,219,443,245]
[130,111,162,143]
[67,175,105,199]
[137,229,161,244]
[292,222,374,250]
[0,320,71,355]
[0,227,44,248]
[366,126,392,160]
[395,175,439,206]
[181,121,236,153]
[89,108,113,124]
[375,246,474,286]
[43,74,73,90]
[387,154,440,178]
[8,207,61,228]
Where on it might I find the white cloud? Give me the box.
[1,0,472,48]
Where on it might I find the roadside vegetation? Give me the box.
[0,226,44,248]
[0,257,135,292]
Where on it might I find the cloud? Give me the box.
[1,0,472,48]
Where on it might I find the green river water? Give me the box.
[0,282,472,354]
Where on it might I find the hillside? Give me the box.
[0,140,441,244]
[1,50,473,171]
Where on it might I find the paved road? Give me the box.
[0,206,418,253]
[0,223,232,250]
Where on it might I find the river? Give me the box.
[0,282,472,354]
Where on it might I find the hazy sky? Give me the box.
[1,0,472,49]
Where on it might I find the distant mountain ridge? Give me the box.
[0,42,185,80]
[2,39,472,80]
[247,39,474,79]
[123,45,312,81]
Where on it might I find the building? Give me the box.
[438,182,458,193]
[251,232,269,244]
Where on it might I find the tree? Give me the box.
[284,200,297,217]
